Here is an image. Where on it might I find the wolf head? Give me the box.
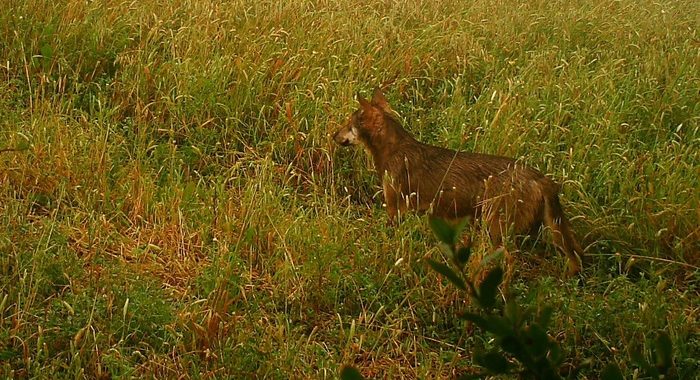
[332,88,395,147]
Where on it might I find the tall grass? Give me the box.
[1,0,698,378]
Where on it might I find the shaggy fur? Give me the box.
[333,89,584,275]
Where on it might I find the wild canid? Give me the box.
[333,88,583,275]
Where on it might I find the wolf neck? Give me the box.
[364,114,420,174]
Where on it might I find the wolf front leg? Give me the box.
[382,173,402,226]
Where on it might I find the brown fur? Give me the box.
[333,89,584,275]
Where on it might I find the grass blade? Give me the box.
[427,259,466,291]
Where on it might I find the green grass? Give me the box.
[1,0,698,378]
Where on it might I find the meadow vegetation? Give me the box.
[1,0,698,378]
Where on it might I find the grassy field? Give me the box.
[1,0,699,378]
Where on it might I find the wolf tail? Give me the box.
[543,193,583,276]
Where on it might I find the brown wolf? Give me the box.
[333,89,583,275]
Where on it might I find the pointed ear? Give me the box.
[371,88,392,113]
[357,92,372,112]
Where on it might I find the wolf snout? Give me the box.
[333,131,351,146]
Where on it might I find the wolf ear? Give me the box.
[357,92,373,112]
[371,88,393,113]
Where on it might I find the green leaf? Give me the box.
[479,247,505,269]
[499,335,524,358]
[429,217,456,245]
[459,312,489,330]
[340,365,365,380]
[537,306,554,329]
[504,299,521,322]
[427,259,466,291]
[526,324,550,358]
[437,242,455,257]
[654,331,673,371]
[548,341,563,365]
[601,363,624,380]
[478,267,503,309]
[484,315,513,336]
[474,350,510,374]
[455,246,471,266]
[454,217,471,236]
